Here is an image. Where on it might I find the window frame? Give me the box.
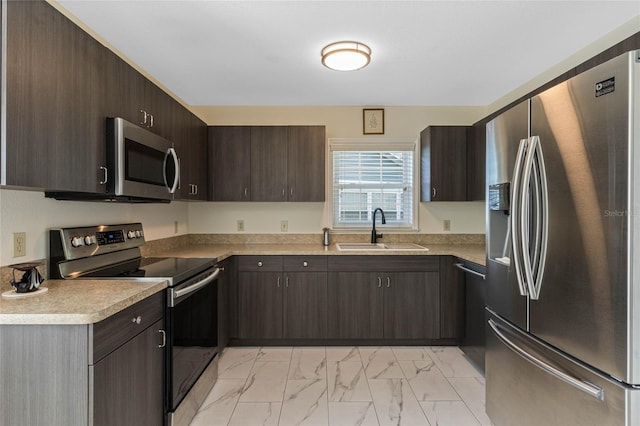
[327,137,419,231]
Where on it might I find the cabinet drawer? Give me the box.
[328,255,440,272]
[238,256,283,272]
[283,256,327,272]
[92,292,164,363]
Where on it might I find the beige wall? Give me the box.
[188,105,487,235]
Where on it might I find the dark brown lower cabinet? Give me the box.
[0,293,165,425]
[327,270,440,340]
[93,319,164,426]
[327,272,384,339]
[283,272,328,338]
[238,271,284,339]
[383,272,440,339]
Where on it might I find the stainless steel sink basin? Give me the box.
[336,243,428,251]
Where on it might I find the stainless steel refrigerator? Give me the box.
[485,49,640,425]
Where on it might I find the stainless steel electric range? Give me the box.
[49,223,220,426]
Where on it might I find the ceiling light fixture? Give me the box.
[321,41,371,71]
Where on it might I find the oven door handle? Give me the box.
[170,268,221,306]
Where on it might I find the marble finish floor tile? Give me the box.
[327,361,372,402]
[240,361,289,402]
[327,347,362,363]
[391,347,432,361]
[421,400,481,426]
[368,378,430,426]
[218,347,259,379]
[191,345,488,426]
[427,346,483,378]
[360,347,404,380]
[399,360,460,401]
[280,379,329,426]
[228,402,281,426]
[190,379,246,426]
[289,347,327,379]
[328,402,379,426]
[256,347,293,362]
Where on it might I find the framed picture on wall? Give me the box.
[363,108,384,135]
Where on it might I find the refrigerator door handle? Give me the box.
[531,136,549,300]
[511,138,529,296]
[520,136,549,300]
[488,319,604,400]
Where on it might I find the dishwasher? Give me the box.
[454,258,487,372]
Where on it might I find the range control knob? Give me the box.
[70,236,84,248]
[84,235,97,246]
[127,230,136,239]
[135,230,142,238]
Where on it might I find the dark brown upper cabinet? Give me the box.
[2,1,207,197]
[208,125,326,202]
[208,126,252,201]
[420,126,469,201]
[4,1,108,192]
[175,106,208,201]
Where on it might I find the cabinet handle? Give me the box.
[99,166,108,185]
[131,315,142,324]
[158,329,166,348]
[432,187,437,198]
[140,110,147,126]
[149,113,154,128]
[257,261,263,267]
[194,184,198,195]
[244,187,248,199]
[285,276,289,287]
[277,276,281,288]
[282,188,286,198]
[303,261,308,267]
[290,187,294,198]
[387,277,391,288]
[377,276,382,288]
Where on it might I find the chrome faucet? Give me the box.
[371,208,386,244]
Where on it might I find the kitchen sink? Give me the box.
[336,243,428,251]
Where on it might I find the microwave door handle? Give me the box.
[164,147,180,194]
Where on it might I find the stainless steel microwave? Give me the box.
[106,117,180,201]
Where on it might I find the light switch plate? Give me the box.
[281,220,288,232]
[237,220,245,232]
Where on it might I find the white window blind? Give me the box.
[331,143,415,228]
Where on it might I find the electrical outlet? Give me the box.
[281,220,288,232]
[13,232,26,257]
[443,219,451,231]
[237,219,245,232]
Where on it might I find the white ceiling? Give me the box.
[58,1,640,107]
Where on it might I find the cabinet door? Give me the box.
[283,272,327,338]
[327,272,383,339]
[383,272,440,339]
[238,272,283,339]
[250,126,288,201]
[420,126,468,201]
[93,319,164,426]
[440,256,464,340]
[209,126,251,201]
[218,258,236,351]
[5,1,106,192]
[287,126,326,201]
[177,110,208,200]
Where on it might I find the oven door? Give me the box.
[167,267,220,412]
[108,117,180,201]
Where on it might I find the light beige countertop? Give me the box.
[156,243,487,266]
[0,279,167,325]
